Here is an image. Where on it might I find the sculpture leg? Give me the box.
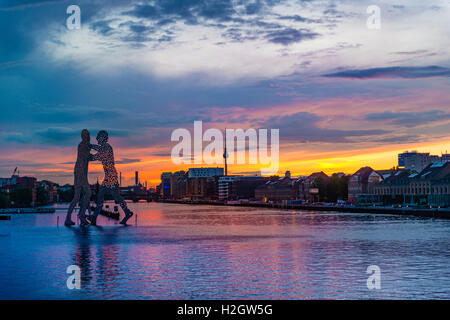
[111,185,133,224]
[65,186,81,226]
[89,185,105,226]
[78,184,91,225]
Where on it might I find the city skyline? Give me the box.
[3,148,450,189]
[1,0,449,185]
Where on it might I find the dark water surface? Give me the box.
[0,202,449,299]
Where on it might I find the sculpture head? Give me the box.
[81,129,90,142]
[97,130,109,145]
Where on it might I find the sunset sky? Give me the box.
[1,0,449,186]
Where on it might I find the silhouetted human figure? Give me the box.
[88,130,134,225]
[65,129,92,226]
[79,193,92,215]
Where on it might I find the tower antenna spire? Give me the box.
[223,128,228,176]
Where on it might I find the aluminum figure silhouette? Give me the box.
[65,129,92,226]
[88,130,134,225]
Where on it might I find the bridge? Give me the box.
[121,191,159,202]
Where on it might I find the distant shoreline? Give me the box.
[157,199,450,220]
[2,201,449,220]
[0,207,55,214]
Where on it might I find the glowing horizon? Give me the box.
[1,0,449,186]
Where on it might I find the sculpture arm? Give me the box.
[91,152,101,161]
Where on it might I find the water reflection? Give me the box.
[70,227,93,288]
[0,203,449,299]
[68,226,124,297]
[96,228,121,297]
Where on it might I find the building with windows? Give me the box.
[348,167,383,204]
[373,162,450,207]
[186,176,218,200]
[158,169,222,200]
[160,172,172,198]
[255,172,296,202]
[168,171,186,199]
[231,176,269,200]
[37,180,58,204]
[0,175,37,206]
[398,151,448,172]
[297,171,329,203]
[187,167,224,178]
[218,175,269,201]
[218,176,236,200]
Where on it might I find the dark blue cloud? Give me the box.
[0,60,31,70]
[278,14,321,24]
[0,0,133,62]
[116,0,318,46]
[375,135,422,144]
[323,66,450,79]
[222,27,258,42]
[365,110,450,127]
[32,107,123,124]
[265,28,318,45]
[197,0,236,21]
[391,50,429,55]
[0,54,298,149]
[115,158,141,164]
[0,0,66,11]
[124,4,158,18]
[122,0,272,22]
[157,18,175,26]
[34,127,82,145]
[3,127,134,147]
[120,1,241,44]
[0,9,39,62]
[90,19,116,36]
[259,112,388,143]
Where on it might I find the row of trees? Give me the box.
[1,184,112,208]
[0,192,9,208]
[267,173,350,203]
[1,175,351,208]
[311,173,350,203]
[0,188,32,208]
[0,187,76,208]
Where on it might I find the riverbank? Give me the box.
[2,201,449,220]
[0,205,117,219]
[157,199,450,219]
[0,207,55,214]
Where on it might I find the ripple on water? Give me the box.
[0,202,449,299]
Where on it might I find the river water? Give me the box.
[0,202,449,299]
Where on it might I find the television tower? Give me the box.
[223,129,228,176]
